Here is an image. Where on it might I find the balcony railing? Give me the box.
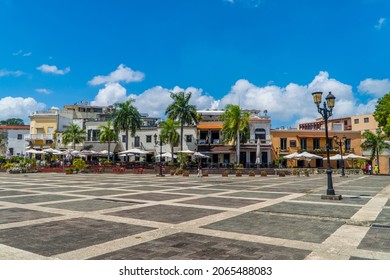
[24,134,54,140]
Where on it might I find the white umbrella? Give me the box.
[192,152,209,158]
[156,152,177,158]
[296,152,323,160]
[283,152,300,159]
[344,153,369,160]
[98,150,113,156]
[25,149,46,154]
[43,148,60,153]
[119,148,149,155]
[326,154,344,161]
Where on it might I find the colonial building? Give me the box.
[0,125,30,157]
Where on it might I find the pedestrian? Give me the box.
[365,163,369,175]
[368,163,372,175]
[197,165,202,177]
[374,165,379,175]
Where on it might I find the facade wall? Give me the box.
[351,114,378,133]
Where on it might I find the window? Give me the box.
[122,135,127,143]
[354,119,359,124]
[17,134,23,140]
[134,136,140,147]
[344,120,348,125]
[146,135,152,143]
[185,135,192,143]
[255,128,266,141]
[300,138,307,150]
[47,127,54,133]
[313,138,320,150]
[364,117,369,123]
[289,140,296,147]
[333,123,342,131]
[87,129,100,141]
[345,139,351,151]
[280,138,287,150]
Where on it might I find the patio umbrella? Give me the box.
[43,148,60,154]
[192,152,209,158]
[326,154,344,161]
[344,153,369,160]
[283,152,300,159]
[119,148,149,155]
[296,152,323,160]
[155,152,177,158]
[25,149,46,154]
[178,149,195,154]
[255,138,261,165]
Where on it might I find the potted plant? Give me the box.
[170,169,175,176]
[183,170,190,177]
[235,169,242,177]
[248,170,256,177]
[304,169,310,177]
[292,169,300,176]
[260,170,267,177]
[65,167,73,175]
[278,171,286,177]
[222,169,230,177]
[203,170,208,177]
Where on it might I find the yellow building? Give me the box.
[27,110,60,149]
[271,129,362,169]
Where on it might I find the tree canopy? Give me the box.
[360,129,390,173]
[373,92,390,137]
[0,118,24,125]
[62,122,86,150]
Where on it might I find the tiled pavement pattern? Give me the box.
[0,173,389,260]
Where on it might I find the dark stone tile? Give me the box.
[0,194,79,204]
[165,189,225,195]
[106,205,223,224]
[259,201,360,219]
[292,195,370,205]
[0,217,155,256]
[203,212,344,243]
[69,189,132,196]
[358,226,390,253]
[115,193,190,201]
[0,208,61,224]
[224,191,288,199]
[91,232,311,260]
[33,187,87,192]
[179,197,263,208]
[44,199,141,212]
[0,190,36,197]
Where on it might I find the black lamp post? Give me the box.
[333,135,347,177]
[154,133,164,177]
[312,91,341,200]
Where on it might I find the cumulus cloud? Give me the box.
[35,88,51,94]
[88,64,145,86]
[358,78,390,97]
[0,97,45,121]
[90,83,128,106]
[219,71,357,124]
[0,69,24,77]
[224,0,262,7]
[36,64,70,75]
[375,18,386,30]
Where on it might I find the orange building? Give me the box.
[271,129,362,169]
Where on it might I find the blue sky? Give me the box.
[1,0,390,128]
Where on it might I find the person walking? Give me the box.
[197,164,203,177]
[374,165,379,175]
[368,163,372,175]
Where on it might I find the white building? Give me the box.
[0,125,30,157]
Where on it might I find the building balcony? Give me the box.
[24,134,54,141]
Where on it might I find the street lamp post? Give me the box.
[333,135,347,177]
[154,133,164,177]
[312,91,342,200]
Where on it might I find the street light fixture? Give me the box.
[333,135,347,177]
[154,133,164,177]
[311,91,342,200]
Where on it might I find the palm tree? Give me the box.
[165,91,198,151]
[112,100,142,150]
[62,122,86,150]
[220,104,250,165]
[98,121,118,161]
[160,118,180,162]
[361,129,390,174]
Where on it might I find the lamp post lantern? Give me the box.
[154,133,164,177]
[333,135,347,177]
[312,91,342,200]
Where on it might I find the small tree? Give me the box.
[98,121,118,161]
[361,129,390,174]
[62,122,86,150]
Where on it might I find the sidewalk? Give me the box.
[0,173,389,260]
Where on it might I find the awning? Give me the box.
[84,142,123,153]
[198,146,235,154]
[198,121,223,129]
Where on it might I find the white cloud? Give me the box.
[0,97,45,121]
[358,78,390,97]
[224,0,262,7]
[375,17,386,30]
[88,64,145,86]
[35,88,51,94]
[90,83,128,106]
[36,64,70,75]
[22,52,32,57]
[0,69,23,77]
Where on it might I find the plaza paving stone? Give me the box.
[0,172,389,260]
[90,232,311,260]
[0,208,61,224]
[44,199,141,212]
[106,204,223,224]
[258,201,360,219]
[0,194,80,204]
[203,211,345,243]
[178,196,264,208]
[114,193,190,201]
[0,217,155,256]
